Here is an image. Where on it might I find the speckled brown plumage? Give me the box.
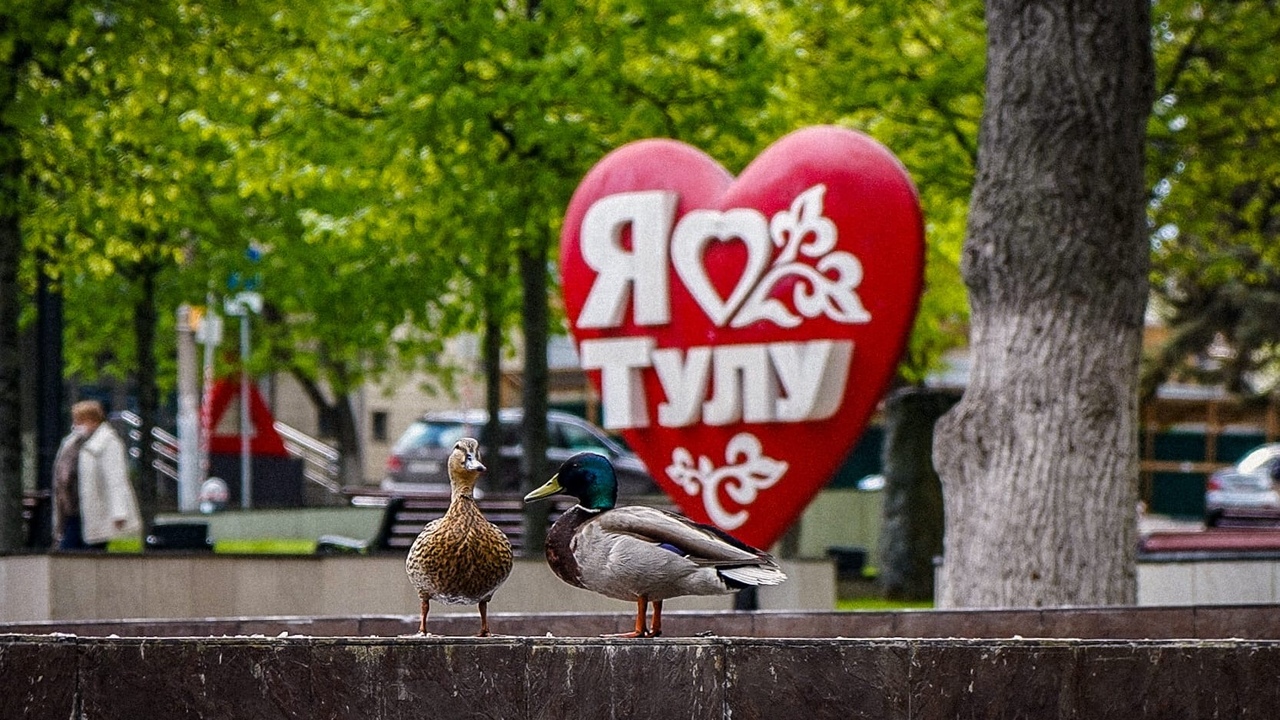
[405,438,513,636]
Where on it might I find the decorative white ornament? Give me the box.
[670,207,773,328]
[665,433,789,530]
[732,184,871,328]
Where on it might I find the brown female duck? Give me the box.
[405,437,513,636]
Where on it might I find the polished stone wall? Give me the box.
[5,605,1280,640]
[4,633,1279,719]
[0,555,834,623]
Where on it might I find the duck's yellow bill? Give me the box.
[523,474,563,502]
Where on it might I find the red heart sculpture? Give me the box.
[560,126,924,549]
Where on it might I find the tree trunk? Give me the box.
[33,259,63,549]
[288,368,362,485]
[933,0,1153,608]
[0,204,22,552]
[331,393,363,486]
[481,300,511,490]
[519,242,550,555]
[131,259,160,534]
[877,386,961,601]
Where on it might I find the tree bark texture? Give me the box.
[481,299,512,490]
[0,22,30,554]
[0,207,22,552]
[519,243,550,555]
[933,1,1153,608]
[877,387,961,601]
[131,261,159,536]
[332,394,363,488]
[285,367,361,486]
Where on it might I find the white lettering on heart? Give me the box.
[652,347,712,427]
[666,433,788,530]
[577,183,872,330]
[580,338,854,430]
[577,190,677,328]
[580,336,654,429]
[770,340,854,422]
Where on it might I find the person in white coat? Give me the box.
[53,400,142,550]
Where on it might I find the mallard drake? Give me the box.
[524,451,786,637]
[405,437,513,636]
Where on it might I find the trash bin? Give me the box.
[209,454,306,508]
[826,546,868,580]
[146,522,213,551]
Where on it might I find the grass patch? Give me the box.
[836,597,934,612]
[215,538,318,555]
[106,537,143,553]
[106,537,318,554]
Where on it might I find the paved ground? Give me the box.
[1138,512,1204,535]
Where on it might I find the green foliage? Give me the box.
[19,2,252,386]
[774,0,984,383]
[228,0,796,385]
[13,0,984,416]
[1145,0,1280,394]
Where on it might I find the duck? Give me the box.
[524,451,786,637]
[405,437,513,636]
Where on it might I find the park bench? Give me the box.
[320,490,677,556]
[1207,507,1280,529]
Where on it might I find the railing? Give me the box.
[115,412,344,499]
[275,421,343,493]
[117,411,179,483]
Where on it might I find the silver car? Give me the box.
[1205,443,1280,525]
[381,408,659,496]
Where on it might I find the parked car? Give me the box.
[1205,443,1280,526]
[381,408,660,496]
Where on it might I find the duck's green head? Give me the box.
[523,452,617,511]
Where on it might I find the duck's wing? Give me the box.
[595,506,773,565]
[595,506,786,587]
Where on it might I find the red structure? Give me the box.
[201,378,303,507]
[202,378,289,457]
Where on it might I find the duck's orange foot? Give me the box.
[602,630,649,638]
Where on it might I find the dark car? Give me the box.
[381,408,659,496]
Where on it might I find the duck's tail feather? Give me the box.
[718,563,788,588]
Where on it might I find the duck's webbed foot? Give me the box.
[602,596,653,638]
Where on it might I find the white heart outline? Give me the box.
[670,208,772,328]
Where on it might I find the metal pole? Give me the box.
[200,295,217,489]
[240,312,251,509]
[176,305,200,512]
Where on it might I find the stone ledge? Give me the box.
[5,604,1280,640]
[4,634,1279,719]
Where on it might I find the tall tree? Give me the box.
[777,0,984,383]
[140,4,467,483]
[1142,1,1280,396]
[0,1,78,550]
[26,2,251,524]
[933,1,1153,607]
[257,0,785,496]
